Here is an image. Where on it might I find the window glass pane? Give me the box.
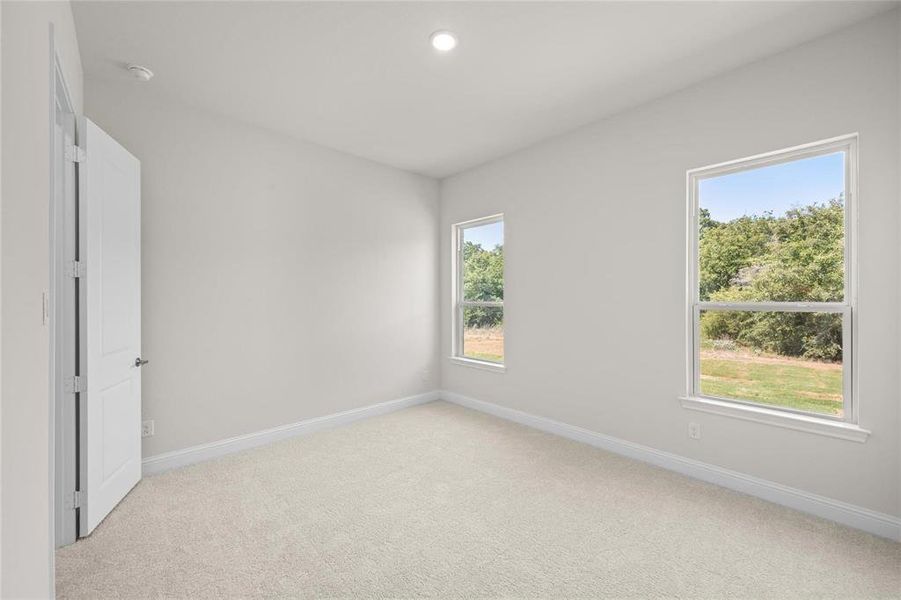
[462,220,504,302]
[699,310,843,417]
[698,152,845,302]
[463,306,503,363]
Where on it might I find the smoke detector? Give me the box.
[127,64,154,82]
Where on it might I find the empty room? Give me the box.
[2,0,901,598]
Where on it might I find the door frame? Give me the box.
[50,24,80,556]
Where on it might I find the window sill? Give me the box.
[679,396,870,443]
[448,356,506,373]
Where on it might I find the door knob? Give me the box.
[134,357,149,367]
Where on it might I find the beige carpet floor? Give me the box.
[57,401,901,599]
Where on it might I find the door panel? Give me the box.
[79,118,142,536]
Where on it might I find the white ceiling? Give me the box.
[73,1,895,178]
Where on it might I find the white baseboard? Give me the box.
[441,390,901,542]
[142,391,441,476]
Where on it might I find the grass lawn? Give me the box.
[700,348,843,416]
[463,327,504,363]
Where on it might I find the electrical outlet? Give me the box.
[688,422,701,440]
[142,420,155,438]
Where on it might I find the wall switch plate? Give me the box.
[142,420,155,438]
[688,422,701,440]
[42,291,50,326]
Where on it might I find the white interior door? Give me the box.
[79,118,143,536]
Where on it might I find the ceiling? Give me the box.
[73,1,895,178]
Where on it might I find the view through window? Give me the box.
[691,139,854,419]
[455,216,504,365]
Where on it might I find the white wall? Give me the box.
[0,4,4,592]
[441,13,900,517]
[897,6,901,525]
[85,79,440,458]
[1,2,83,597]
[897,7,901,521]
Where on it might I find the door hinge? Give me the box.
[65,143,86,164]
[71,490,82,509]
[65,375,85,394]
[67,260,85,278]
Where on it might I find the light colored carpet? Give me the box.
[57,401,901,599]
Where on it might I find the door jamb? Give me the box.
[49,23,79,562]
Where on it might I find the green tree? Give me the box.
[462,241,504,328]
[700,198,845,361]
[698,213,773,300]
[699,207,717,234]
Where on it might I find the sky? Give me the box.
[700,152,844,222]
[464,220,504,250]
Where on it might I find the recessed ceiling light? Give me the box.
[127,64,154,82]
[430,30,458,52]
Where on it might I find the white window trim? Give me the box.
[683,134,867,441]
[679,396,869,442]
[448,356,506,373]
[451,214,505,371]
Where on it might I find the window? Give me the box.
[452,215,504,369]
[687,136,856,422]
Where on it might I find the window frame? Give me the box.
[685,135,858,425]
[451,213,505,371]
